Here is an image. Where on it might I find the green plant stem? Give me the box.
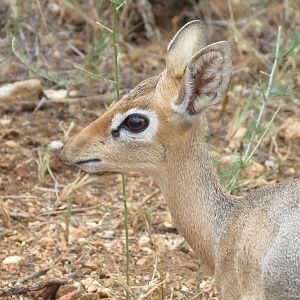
[265,26,282,99]
[227,108,279,191]
[111,3,120,101]
[111,2,130,298]
[242,26,282,161]
[11,35,113,85]
[74,64,115,83]
[244,108,280,166]
[227,26,282,191]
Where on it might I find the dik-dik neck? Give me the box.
[157,120,235,270]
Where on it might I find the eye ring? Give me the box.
[121,114,149,133]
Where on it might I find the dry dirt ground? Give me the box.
[0,0,300,299]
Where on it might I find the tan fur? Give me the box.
[61,21,300,299]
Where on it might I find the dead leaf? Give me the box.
[228,127,247,150]
[278,116,300,140]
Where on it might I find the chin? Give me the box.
[76,161,104,173]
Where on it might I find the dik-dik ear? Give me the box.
[166,20,206,78]
[174,41,232,115]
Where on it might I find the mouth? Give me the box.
[74,158,103,173]
[75,158,102,165]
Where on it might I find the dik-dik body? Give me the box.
[61,21,300,299]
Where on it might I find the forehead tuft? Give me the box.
[121,75,161,102]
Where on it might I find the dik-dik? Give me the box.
[61,21,300,299]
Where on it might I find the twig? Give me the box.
[0,278,67,297]
[139,190,160,207]
[1,195,40,200]
[16,268,51,284]
[96,21,113,33]
[97,236,136,240]
[42,204,100,216]
[15,256,62,284]
[0,211,30,220]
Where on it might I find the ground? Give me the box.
[0,0,299,299]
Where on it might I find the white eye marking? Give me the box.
[111,108,158,141]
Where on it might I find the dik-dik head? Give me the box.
[61,20,232,175]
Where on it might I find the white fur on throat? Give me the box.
[110,108,159,141]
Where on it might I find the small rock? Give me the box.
[47,2,60,14]
[0,79,42,102]
[48,140,64,151]
[74,282,81,289]
[69,90,78,97]
[82,261,98,270]
[79,293,98,300]
[278,116,300,140]
[264,157,279,172]
[138,235,150,248]
[77,238,87,245]
[284,168,296,175]
[136,258,147,266]
[166,237,186,250]
[44,89,68,100]
[159,221,177,233]
[86,221,99,229]
[0,118,12,126]
[2,255,24,266]
[98,288,111,298]
[200,277,215,293]
[57,290,82,300]
[39,236,56,248]
[81,278,102,293]
[5,140,19,148]
[70,227,88,238]
[56,284,79,299]
[228,127,247,150]
[181,285,189,292]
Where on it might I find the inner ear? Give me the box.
[174,41,232,115]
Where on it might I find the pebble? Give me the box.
[5,140,19,148]
[181,285,189,292]
[79,294,98,300]
[2,255,24,266]
[44,89,68,100]
[81,278,102,293]
[48,140,64,151]
[138,235,150,247]
[0,118,12,126]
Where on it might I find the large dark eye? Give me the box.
[121,114,149,133]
